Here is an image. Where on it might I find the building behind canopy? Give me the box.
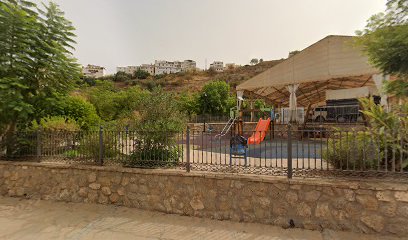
[237,35,389,110]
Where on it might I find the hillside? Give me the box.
[112,60,284,94]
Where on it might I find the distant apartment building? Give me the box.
[139,64,155,75]
[154,60,182,75]
[116,66,138,75]
[209,61,224,72]
[181,60,197,72]
[225,63,239,70]
[82,64,105,78]
[117,59,197,76]
[117,64,155,76]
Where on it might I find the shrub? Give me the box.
[323,131,381,170]
[78,130,120,163]
[124,144,180,168]
[124,88,186,168]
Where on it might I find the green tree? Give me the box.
[356,0,408,97]
[0,1,80,154]
[199,81,233,115]
[114,71,132,82]
[133,69,150,79]
[250,58,259,65]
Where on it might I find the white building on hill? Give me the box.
[210,61,224,72]
[82,64,105,78]
[117,59,197,76]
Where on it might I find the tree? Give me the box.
[250,58,259,65]
[199,81,233,114]
[356,0,408,97]
[133,69,150,79]
[259,58,264,63]
[114,71,131,82]
[0,1,80,154]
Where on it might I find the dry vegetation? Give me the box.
[122,60,284,93]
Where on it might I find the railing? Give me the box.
[1,126,407,180]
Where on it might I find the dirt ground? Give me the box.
[0,196,404,240]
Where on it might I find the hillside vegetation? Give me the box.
[100,60,283,94]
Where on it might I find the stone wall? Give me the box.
[0,161,407,236]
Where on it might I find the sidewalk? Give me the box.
[0,196,402,240]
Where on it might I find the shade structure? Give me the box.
[237,35,380,107]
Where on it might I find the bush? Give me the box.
[78,130,120,163]
[124,145,180,168]
[133,69,150,79]
[323,131,381,170]
[124,88,186,168]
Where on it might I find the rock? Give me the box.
[117,187,125,196]
[87,190,98,203]
[379,202,397,217]
[88,172,97,183]
[101,187,111,196]
[190,197,204,211]
[356,194,378,210]
[361,214,384,232]
[395,191,408,202]
[344,189,355,201]
[98,194,109,204]
[89,183,101,190]
[297,202,311,217]
[285,191,298,205]
[315,202,331,219]
[376,191,394,202]
[3,171,10,178]
[15,187,25,197]
[78,187,88,198]
[258,197,271,208]
[109,193,120,203]
[121,176,130,186]
[304,190,321,202]
[398,204,408,217]
[59,189,70,201]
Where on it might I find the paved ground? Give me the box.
[0,196,403,240]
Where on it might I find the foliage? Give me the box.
[323,131,382,170]
[124,88,186,168]
[30,116,80,132]
[0,1,80,154]
[250,58,259,65]
[133,69,150,79]
[114,71,132,82]
[124,146,180,168]
[356,0,408,97]
[177,92,200,115]
[78,130,120,162]
[87,83,148,121]
[199,81,234,114]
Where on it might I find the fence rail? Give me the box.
[1,126,407,180]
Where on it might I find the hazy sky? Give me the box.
[37,0,386,74]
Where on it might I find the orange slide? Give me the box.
[247,118,271,145]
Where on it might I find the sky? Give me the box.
[37,0,386,74]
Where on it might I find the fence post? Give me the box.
[186,126,191,172]
[36,127,42,161]
[99,126,104,166]
[287,124,293,179]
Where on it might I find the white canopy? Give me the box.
[237,35,380,107]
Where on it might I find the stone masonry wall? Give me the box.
[0,161,408,236]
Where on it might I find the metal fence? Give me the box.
[1,126,407,180]
[188,105,367,125]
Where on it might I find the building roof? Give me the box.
[237,35,380,106]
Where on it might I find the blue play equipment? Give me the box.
[229,135,247,166]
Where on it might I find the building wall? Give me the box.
[1,161,407,237]
[83,65,105,78]
[210,61,224,72]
